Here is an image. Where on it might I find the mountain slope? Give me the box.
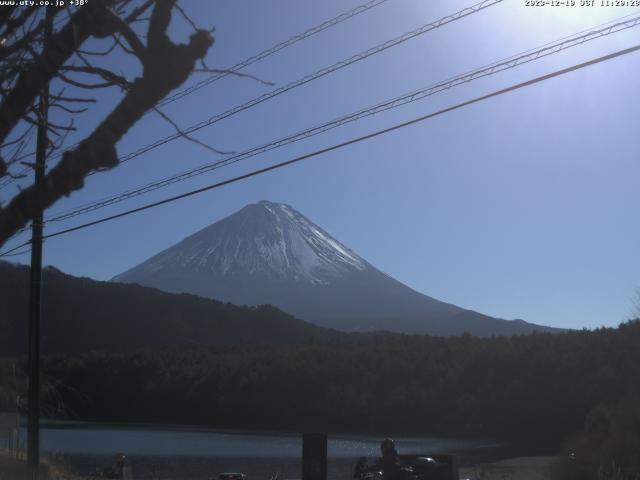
[0,261,339,355]
[113,201,561,336]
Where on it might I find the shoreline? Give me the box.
[37,418,501,443]
[459,456,555,480]
[2,450,557,480]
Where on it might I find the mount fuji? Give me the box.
[113,201,560,336]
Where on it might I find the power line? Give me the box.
[43,14,640,224]
[2,40,638,255]
[20,0,506,219]
[26,42,640,244]
[0,241,31,257]
[0,0,394,187]
[1,247,31,257]
[90,0,504,172]
[158,0,394,107]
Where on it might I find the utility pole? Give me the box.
[27,9,52,479]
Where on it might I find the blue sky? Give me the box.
[2,0,640,329]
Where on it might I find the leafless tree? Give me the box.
[0,0,215,247]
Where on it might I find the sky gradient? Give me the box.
[2,0,640,329]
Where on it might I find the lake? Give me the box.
[21,421,503,479]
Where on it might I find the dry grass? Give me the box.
[459,456,555,480]
[0,449,90,480]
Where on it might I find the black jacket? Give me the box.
[367,454,407,480]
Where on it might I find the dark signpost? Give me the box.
[302,433,327,480]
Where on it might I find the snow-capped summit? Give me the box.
[113,201,560,336]
[115,201,366,286]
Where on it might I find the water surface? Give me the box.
[20,421,501,479]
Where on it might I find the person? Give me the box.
[354,457,369,478]
[364,438,409,480]
[115,453,126,479]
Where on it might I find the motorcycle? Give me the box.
[353,454,458,480]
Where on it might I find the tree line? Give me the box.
[3,321,637,450]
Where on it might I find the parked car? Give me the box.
[215,473,247,480]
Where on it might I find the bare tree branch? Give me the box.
[0,0,214,245]
[0,2,118,145]
[0,11,56,61]
[49,94,97,104]
[174,2,198,33]
[73,51,132,88]
[58,64,131,90]
[125,0,156,23]
[152,106,233,156]
[110,12,146,57]
[0,8,36,44]
[50,104,89,115]
[0,124,34,149]
[77,35,121,57]
[193,67,274,86]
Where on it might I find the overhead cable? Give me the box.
[92,0,504,170]
[157,0,395,107]
[0,0,394,188]
[44,14,640,224]
[22,42,639,245]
